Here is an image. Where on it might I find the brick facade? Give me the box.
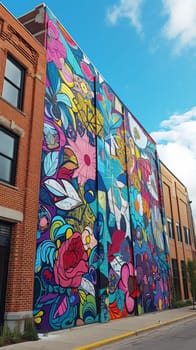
[161,162,196,302]
[0,4,46,331]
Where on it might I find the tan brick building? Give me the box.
[161,161,196,303]
[0,4,46,331]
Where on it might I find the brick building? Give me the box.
[0,4,46,331]
[160,161,196,303]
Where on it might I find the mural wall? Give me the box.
[33,7,169,332]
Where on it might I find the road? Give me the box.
[97,317,196,350]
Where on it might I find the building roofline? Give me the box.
[0,2,46,51]
[4,2,156,146]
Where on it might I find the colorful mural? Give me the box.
[124,112,170,314]
[33,7,170,332]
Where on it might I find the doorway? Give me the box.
[0,221,11,327]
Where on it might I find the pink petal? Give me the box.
[103,83,113,102]
[121,264,129,285]
[119,279,127,292]
[80,61,94,81]
[54,296,67,318]
[128,262,134,276]
[125,292,135,313]
[97,94,103,101]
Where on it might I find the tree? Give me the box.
[187,260,196,309]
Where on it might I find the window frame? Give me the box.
[2,55,25,110]
[167,218,174,239]
[0,126,19,185]
[180,260,189,299]
[171,258,181,301]
[176,222,182,242]
[183,226,191,245]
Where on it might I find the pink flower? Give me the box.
[68,133,96,186]
[82,226,97,251]
[47,20,66,68]
[118,263,138,313]
[54,232,88,288]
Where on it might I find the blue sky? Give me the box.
[3,0,196,219]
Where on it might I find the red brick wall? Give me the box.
[0,4,46,313]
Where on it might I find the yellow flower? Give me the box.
[34,310,44,324]
[75,93,104,136]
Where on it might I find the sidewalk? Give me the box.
[2,306,196,350]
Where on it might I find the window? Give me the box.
[171,258,181,301]
[167,218,174,239]
[176,223,182,242]
[181,260,189,299]
[2,55,25,110]
[187,228,191,245]
[183,226,191,245]
[0,127,18,185]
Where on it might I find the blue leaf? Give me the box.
[110,113,122,132]
[35,240,56,272]
[44,152,59,176]
[44,123,57,136]
[47,62,60,93]
[57,93,72,107]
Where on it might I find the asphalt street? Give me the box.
[96,316,196,350]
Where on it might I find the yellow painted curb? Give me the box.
[73,313,196,350]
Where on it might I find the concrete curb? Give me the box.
[73,312,196,350]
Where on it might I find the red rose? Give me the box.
[54,232,88,288]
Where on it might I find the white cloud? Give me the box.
[162,0,196,52]
[106,0,143,33]
[151,107,196,221]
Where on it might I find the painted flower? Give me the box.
[34,310,44,325]
[68,132,96,185]
[126,137,135,174]
[59,62,74,88]
[147,172,158,201]
[130,186,144,229]
[38,205,51,233]
[57,147,78,180]
[82,226,97,252]
[43,122,66,151]
[118,263,137,313]
[80,61,94,81]
[76,94,104,137]
[54,232,88,288]
[45,62,75,130]
[151,205,164,250]
[138,157,152,182]
[128,113,147,149]
[47,19,66,68]
[84,179,96,203]
[73,75,94,99]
